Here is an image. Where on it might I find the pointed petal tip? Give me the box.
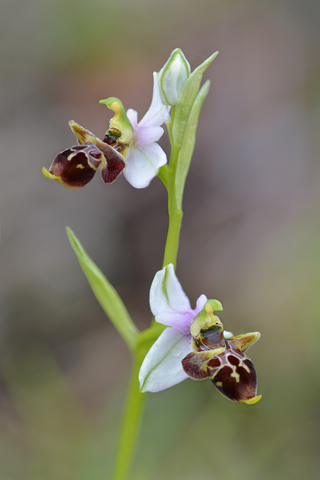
[240,395,262,405]
[42,166,54,179]
[68,120,78,131]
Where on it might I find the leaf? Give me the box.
[174,80,211,209]
[66,227,138,352]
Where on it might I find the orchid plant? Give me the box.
[43,48,261,480]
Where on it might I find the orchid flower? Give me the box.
[139,264,261,404]
[43,73,170,189]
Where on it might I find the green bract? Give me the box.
[172,51,218,147]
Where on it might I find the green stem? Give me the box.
[112,356,145,480]
[162,143,183,269]
[162,207,183,268]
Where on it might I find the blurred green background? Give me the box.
[1,0,320,478]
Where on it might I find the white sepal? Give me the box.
[139,327,191,392]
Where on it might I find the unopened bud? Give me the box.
[159,48,190,106]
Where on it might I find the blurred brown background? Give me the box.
[1,0,320,478]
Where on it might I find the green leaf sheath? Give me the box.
[174,80,211,208]
[172,52,218,147]
[162,80,211,269]
[66,227,138,352]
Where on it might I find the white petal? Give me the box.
[135,125,164,146]
[139,327,191,392]
[150,264,191,317]
[123,143,167,189]
[139,72,171,128]
[126,108,138,130]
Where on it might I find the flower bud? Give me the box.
[159,48,190,106]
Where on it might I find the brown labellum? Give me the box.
[209,348,258,403]
[181,323,260,404]
[48,144,103,188]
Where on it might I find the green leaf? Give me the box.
[66,227,138,352]
[172,51,218,147]
[174,80,211,209]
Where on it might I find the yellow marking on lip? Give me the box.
[216,381,223,387]
[239,359,251,374]
[67,152,78,161]
[76,164,85,169]
[42,167,80,189]
[230,368,240,383]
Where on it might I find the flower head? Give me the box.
[101,73,170,188]
[139,264,261,404]
[43,74,169,189]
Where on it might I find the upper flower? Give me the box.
[101,73,170,188]
[139,264,261,404]
[43,73,170,189]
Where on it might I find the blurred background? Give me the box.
[1,0,320,478]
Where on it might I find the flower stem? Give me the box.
[162,207,183,269]
[112,356,145,480]
[162,143,183,269]
[112,77,207,478]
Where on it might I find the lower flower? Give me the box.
[139,264,261,404]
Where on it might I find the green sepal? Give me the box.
[66,227,138,352]
[174,80,211,209]
[172,51,218,147]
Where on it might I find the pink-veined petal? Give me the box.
[150,264,192,318]
[194,294,208,314]
[155,293,208,334]
[156,311,195,334]
[126,109,138,130]
[139,73,171,128]
[123,142,166,189]
[135,125,164,147]
[139,327,191,392]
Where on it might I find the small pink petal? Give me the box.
[156,311,194,334]
[126,109,138,130]
[135,125,164,147]
[194,294,208,314]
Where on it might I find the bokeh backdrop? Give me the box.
[1,0,320,479]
